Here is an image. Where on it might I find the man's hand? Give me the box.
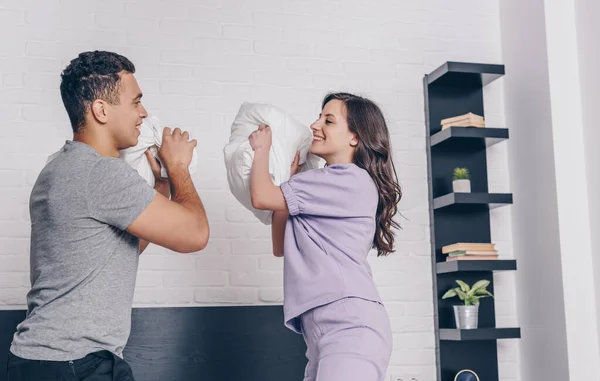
[158,127,197,174]
[145,149,170,198]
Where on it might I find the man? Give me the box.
[6,50,209,380]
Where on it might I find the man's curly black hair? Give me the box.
[60,51,135,133]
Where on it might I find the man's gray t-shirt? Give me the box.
[10,140,156,361]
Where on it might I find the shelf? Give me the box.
[437,260,517,274]
[430,127,509,148]
[433,192,513,210]
[426,62,505,87]
[424,61,517,380]
[439,327,521,341]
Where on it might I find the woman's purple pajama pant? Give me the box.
[299,297,393,381]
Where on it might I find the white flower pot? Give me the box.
[453,305,479,329]
[453,179,471,193]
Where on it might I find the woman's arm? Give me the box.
[271,210,288,257]
[248,127,301,257]
[268,152,300,257]
[249,143,288,211]
[249,124,293,211]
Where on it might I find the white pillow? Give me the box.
[46,115,200,187]
[224,102,321,224]
[119,115,199,187]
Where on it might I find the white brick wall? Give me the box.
[485,79,521,381]
[0,0,519,380]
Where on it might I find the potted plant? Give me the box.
[442,279,494,329]
[452,167,471,193]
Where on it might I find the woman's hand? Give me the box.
[291,151,300,176]
[249,124,272,152]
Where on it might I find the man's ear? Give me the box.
[90,99,108,124]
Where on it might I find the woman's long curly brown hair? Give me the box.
[322,92,402,256]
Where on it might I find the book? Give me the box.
[443,119,486,127]
[448,249,499,256]
[440,112,484,125]
[441,121,486,130]
[442,242,495,254]
[446,255,499,261]
[442,124,485,130]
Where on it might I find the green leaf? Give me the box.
[466,295,478,305]
[453,167,470,180]
[455,280,471,293]
[442,289,458,299]
[470,280,490,293]
[476,289,494,298]
[456,289,468,301]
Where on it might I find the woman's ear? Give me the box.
[350,133,358,148]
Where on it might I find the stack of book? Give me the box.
[441,112,485,130]
[442,242,498,261]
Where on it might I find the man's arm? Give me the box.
[128,128,209,254]
[139,169,170,254]
[131,168,208,253]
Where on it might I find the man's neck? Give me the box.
[73,128,119,158]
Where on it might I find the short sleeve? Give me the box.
[87,158,156,230]
[280,164,376,218]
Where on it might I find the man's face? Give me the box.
[106,72,147,150]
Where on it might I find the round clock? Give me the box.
[454,369,480,381]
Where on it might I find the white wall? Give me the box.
[498,1,570,380]
[543,0,600,378]
[0,1,518,380]
[573,0,600,355]
[485,81,522,381]
[500,0,600,379]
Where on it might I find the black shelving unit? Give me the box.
[439,328,521,341]
[436,260,517,275]
[430,127,509,148]
[423,61,520,381]
[433,192,513,210]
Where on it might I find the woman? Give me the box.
[249,92,402,381]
